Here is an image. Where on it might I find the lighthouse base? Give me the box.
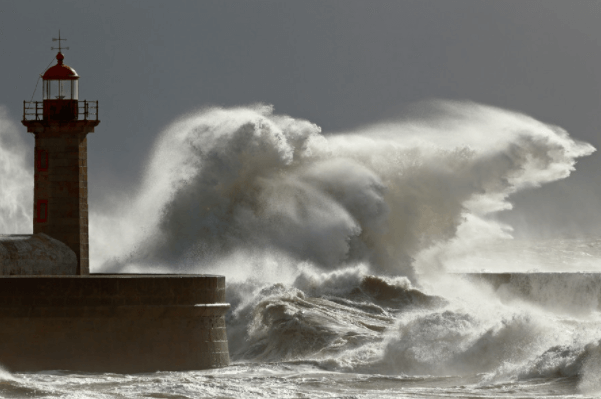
[0,275,230,373]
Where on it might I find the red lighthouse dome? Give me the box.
[42,52,79,80]
[42,52,79,101]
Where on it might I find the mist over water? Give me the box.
[0,106,32,235]
[90,100,594,278]
[1,100,601,397]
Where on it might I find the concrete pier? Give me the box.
[0,275,230,373]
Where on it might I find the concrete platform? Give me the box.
[0,274,230,373]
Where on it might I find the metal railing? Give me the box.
[78,101,99,121]
[23,101,43,121]
[22,100,99,121]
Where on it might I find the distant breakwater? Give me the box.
[461,273,601,313]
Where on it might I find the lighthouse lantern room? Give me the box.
[42,51,79,121]
[42,53,79,100]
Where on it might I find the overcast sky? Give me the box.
[2,0,601,236]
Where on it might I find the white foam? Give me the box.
[0,106,32,235]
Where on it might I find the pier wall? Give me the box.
[463,272,601,313]
[0,275,230,373]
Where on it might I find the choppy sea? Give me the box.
[0,237,600,398]
[2,101,601,397]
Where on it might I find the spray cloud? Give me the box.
[0,106,32,235]
[89,100,594,279]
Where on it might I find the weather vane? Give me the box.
[51,30,69,52]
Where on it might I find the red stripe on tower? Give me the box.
[37,200,48,223]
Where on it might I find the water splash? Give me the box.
[579,341,601,395]
[81,100,600,383]
[0,106,32,234]
[90,100,594,280]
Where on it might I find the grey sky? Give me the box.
[2,0,601,236]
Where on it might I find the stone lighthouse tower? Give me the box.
[22,34,99,275]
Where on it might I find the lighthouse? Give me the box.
[22,33,99,275]
[0,34,230,373]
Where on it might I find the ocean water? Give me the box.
[1,101,601,398]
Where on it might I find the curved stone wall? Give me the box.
[0,275,230,372]
[0,234,76,275]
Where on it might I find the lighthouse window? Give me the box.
[59,81,66,99]
[37,150,48,171]
[71,80,78,100]
[37,200,48,223]
[44,80,59,99]
[57,80,69,99]
[50,81,59,99]
[44,80,76,100]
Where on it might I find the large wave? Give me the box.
[89,100,594,280]
[84,101,599,386]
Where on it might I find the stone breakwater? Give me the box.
[0,275,230,373]
[462,273,601,313]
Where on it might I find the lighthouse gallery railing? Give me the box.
[22,100,99,121]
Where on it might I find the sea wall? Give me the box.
[463,273,601,313]
[0,233,76,275]
[0,275,230,372]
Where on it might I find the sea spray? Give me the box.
[90,100,594,280]
[83,100,601,378]
[0,106,32,234]
[579,340,601,394]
